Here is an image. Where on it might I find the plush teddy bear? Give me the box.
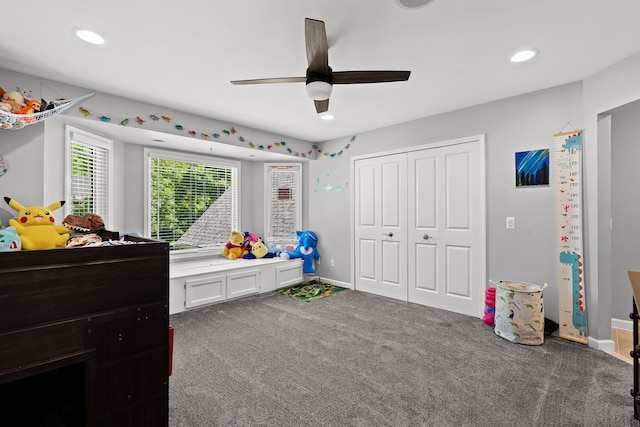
[280,230,320,275]
[222,230,247,260]
[4,197,70,250]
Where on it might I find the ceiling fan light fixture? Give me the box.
[320,113,334,121]
[306,81,333,101]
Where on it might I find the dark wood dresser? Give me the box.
[0,236,169,426]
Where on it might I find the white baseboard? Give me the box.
[588,336,616,353]
[612,317,633,332]
[318,277,352,289]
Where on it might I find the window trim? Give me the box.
[64,125,114,224]
[143,148,241,255]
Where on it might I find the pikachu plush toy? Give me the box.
[4,197,70,250]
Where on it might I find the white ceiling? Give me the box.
[3,1,640,144]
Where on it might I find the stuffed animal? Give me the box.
[1,91,25,113]
[0,225,21,251]
[62,213,105,232]
[18,99,41,115]
[280,230,320,275]
[242,237,275,259]
[15,87,32,102]
[242,231,257,254]
[4,197,70,250]
[222,230,247,260]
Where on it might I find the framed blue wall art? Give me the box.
[515,149,549,187]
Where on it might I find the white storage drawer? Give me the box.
[185,273,226,309]
[276,262,304,290]
[227,269,260,299]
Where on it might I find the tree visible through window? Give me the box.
[147,150,239,250]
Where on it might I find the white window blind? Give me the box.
[265,163,301,244]
[146,150,239,250]
[66,127,112,226]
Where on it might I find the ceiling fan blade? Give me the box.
[230,77,306,85]
[332,70,411,84]
[314,99,329,114]
[305,18,330,75]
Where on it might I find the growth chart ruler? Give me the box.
[554,130,588,344]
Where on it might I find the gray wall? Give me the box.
[0,123,45,226]
[583,51,640,343]
[309,82,584,324]
[611,99,640,320]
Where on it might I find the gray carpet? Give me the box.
[169,289,639,426]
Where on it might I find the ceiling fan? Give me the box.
[230,18,411,114]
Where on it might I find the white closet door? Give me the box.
[407,140,484,317]
[354,154,408,300]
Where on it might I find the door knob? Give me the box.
[383,232,394,237]
[423,234,430,240]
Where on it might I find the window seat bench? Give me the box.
[169,256,303,314]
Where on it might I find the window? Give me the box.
[145,149,239,251]
[65,126,112,225]
[264,163,301,244]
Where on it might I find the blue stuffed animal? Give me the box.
[280,230,320,275]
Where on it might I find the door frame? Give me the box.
[350,134,487,318]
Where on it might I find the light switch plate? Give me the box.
[506,217,515,229]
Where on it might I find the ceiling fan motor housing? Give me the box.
[305,68,333,100]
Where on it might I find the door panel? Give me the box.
[408,141,483,317]
[445,152,471,229]
[354,154,407,300]
[446,245,471,297]
[358,165,376,226]
[415,243,437,291]
[358,239,376,280]
[382,162,402,227]
[382,240,401,285]
[414,157,437,228]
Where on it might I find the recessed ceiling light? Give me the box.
[396,0,435,9]
[73,28,106,45]
[320,113,334,121]
[510,49,538,63]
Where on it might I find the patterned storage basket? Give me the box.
[493,280,547,345]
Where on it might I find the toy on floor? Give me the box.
[483,287,496,326]
[280,230,320,274]
[4,197,70,250]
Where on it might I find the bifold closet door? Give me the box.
[407,141,483,317]
[354,153,408,300]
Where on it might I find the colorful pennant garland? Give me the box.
[77,106,352,159]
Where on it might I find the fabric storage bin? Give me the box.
[493,280,547,345]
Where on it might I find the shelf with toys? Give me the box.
[0,86,94,129]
